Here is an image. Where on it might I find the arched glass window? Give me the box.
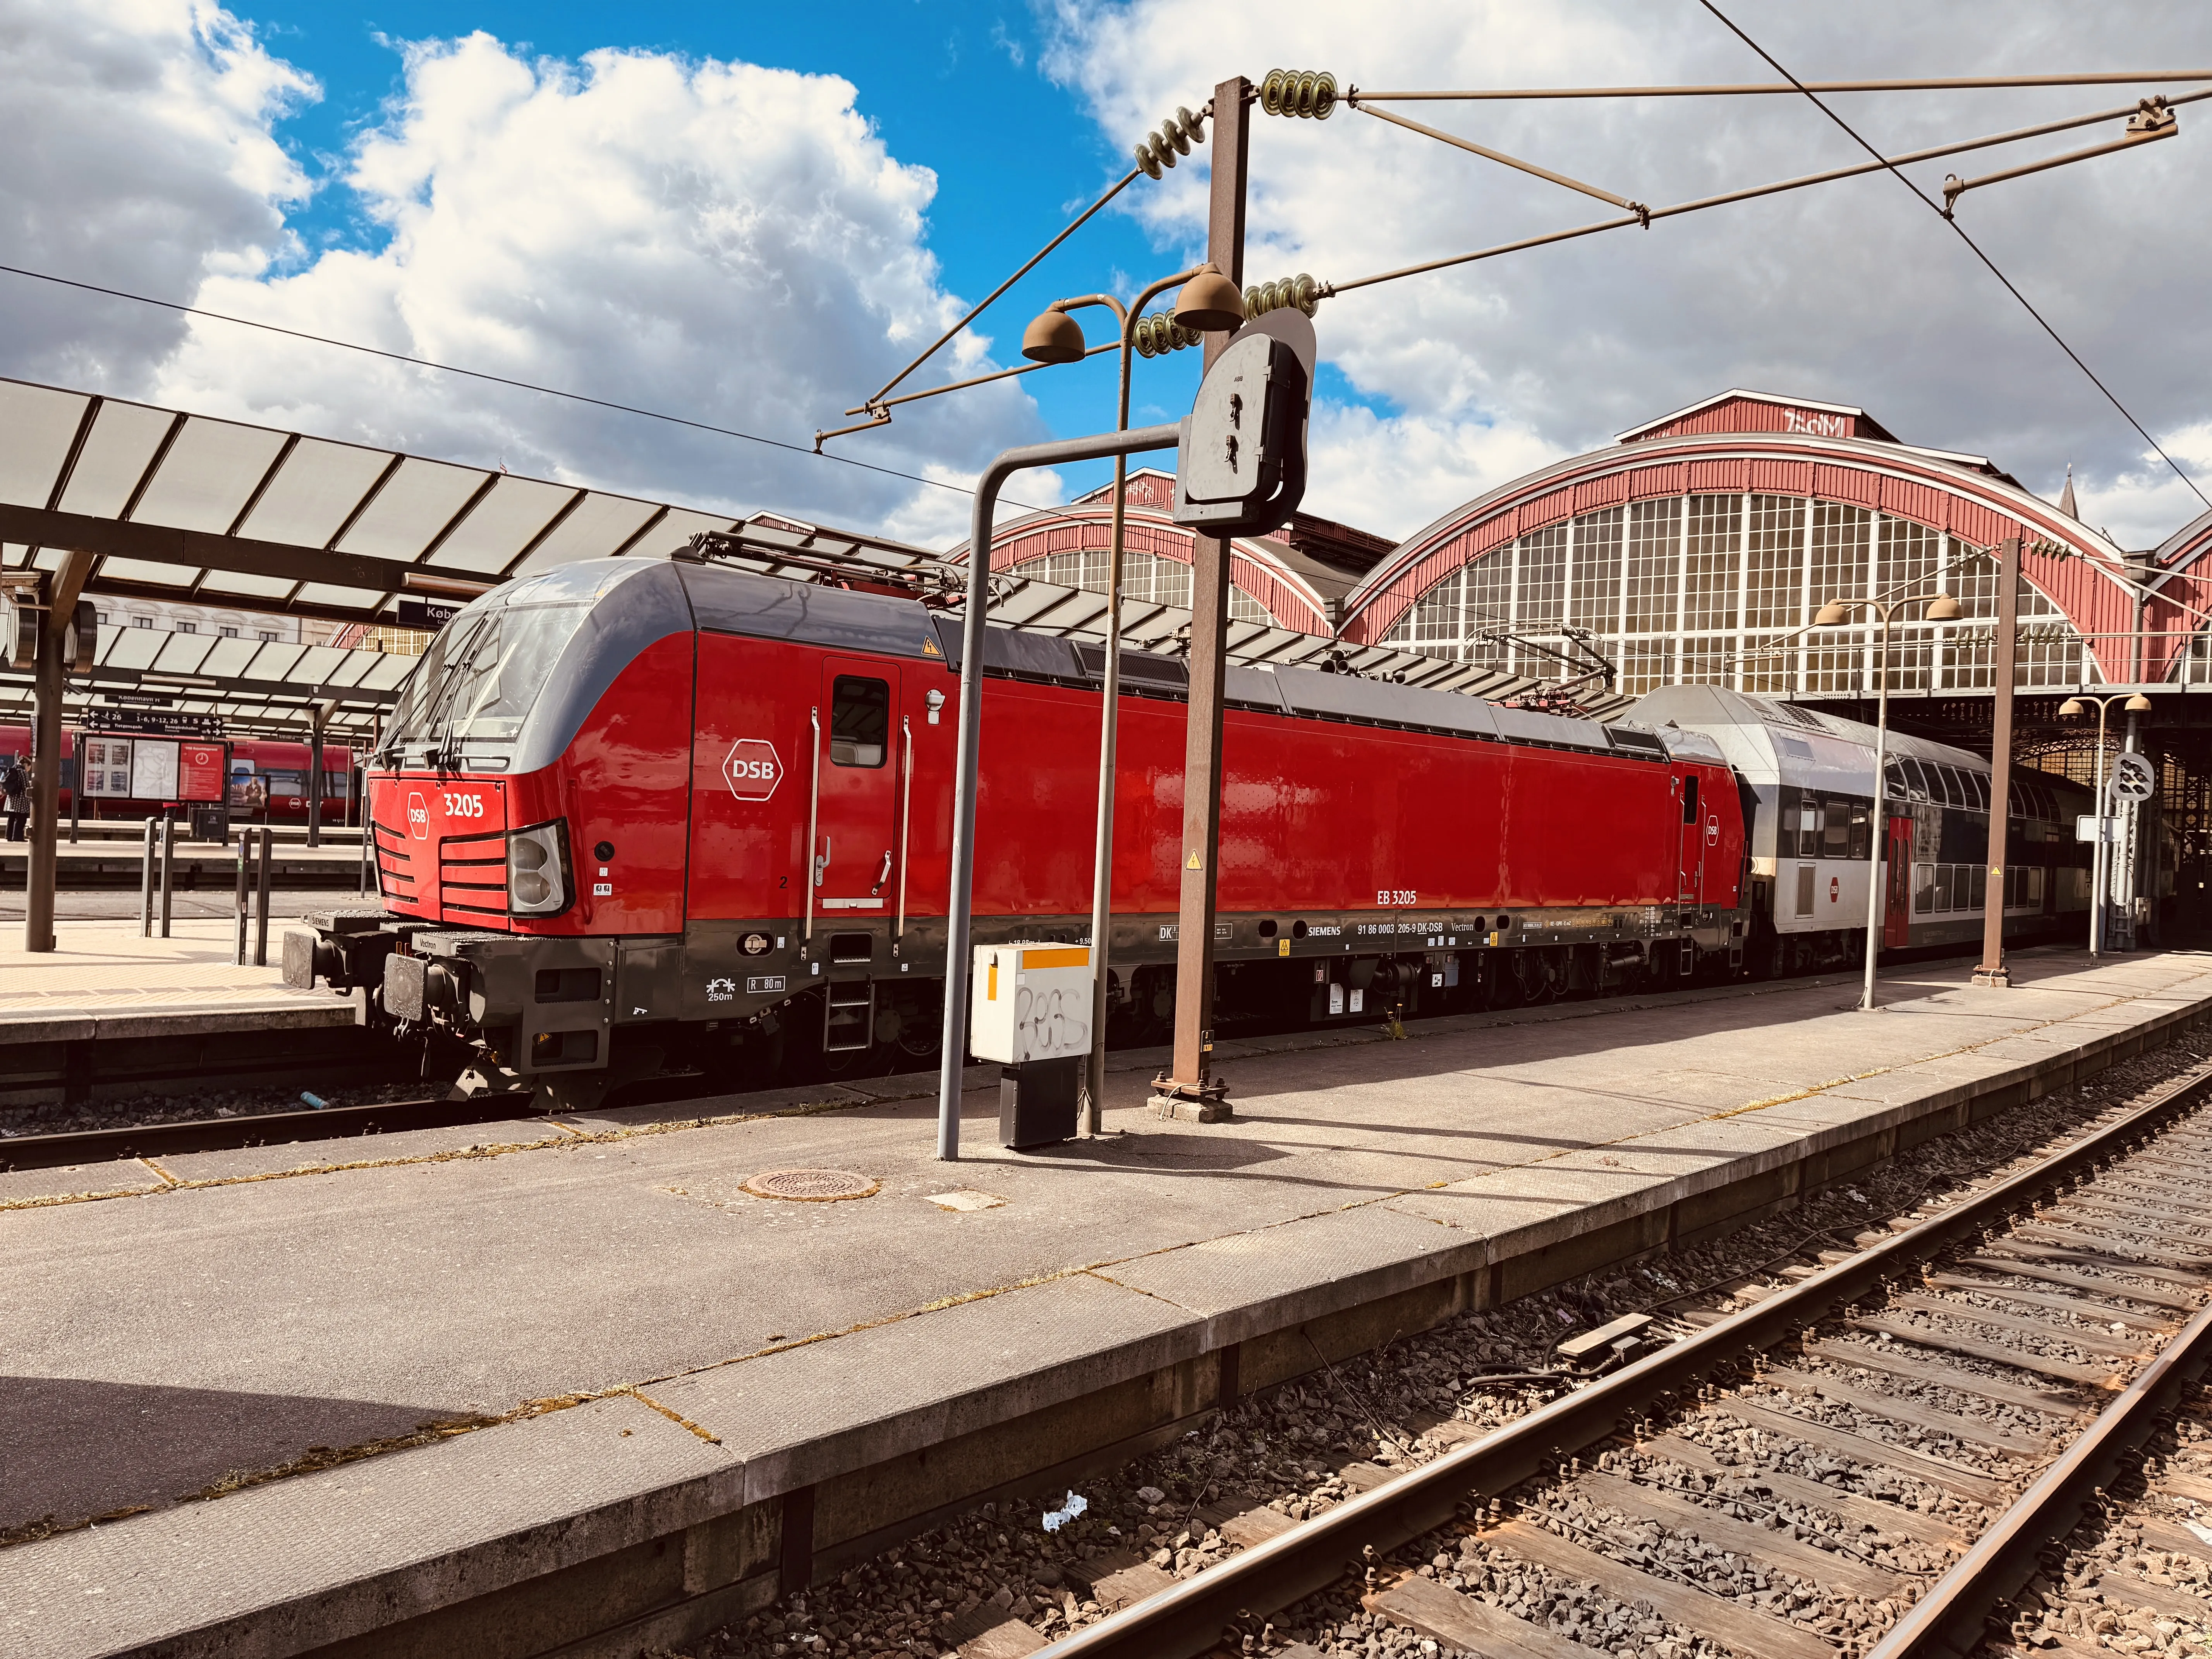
[1382,487,2089,696]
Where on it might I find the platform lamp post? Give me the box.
[2056,691,2152,957]
[1019,266,1204,1136]
[1812,589,1963,1012]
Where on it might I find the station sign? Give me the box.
[397,598,459,631]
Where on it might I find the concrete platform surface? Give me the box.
[2,947,2209,1656]
[0,918,360,1035]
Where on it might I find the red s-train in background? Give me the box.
[287,528,2087,1106]
[0,725,356,826]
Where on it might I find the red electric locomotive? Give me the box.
[290,541,1748,1104]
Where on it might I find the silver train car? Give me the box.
[1634,685,2093,974]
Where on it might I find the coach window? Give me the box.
[830,675,890,768]
[1823,797,1851,859]
[1848,801,1871,860]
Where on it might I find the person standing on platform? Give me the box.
[2,751,28,841]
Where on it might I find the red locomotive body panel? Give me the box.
[668,634,1733,929]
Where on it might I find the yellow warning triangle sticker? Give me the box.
[1186,850,1203,870]
[922,637,942,656]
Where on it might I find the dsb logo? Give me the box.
[722,739,782,802]
[407,791,430,840]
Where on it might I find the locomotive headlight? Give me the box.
[506,820,571,917]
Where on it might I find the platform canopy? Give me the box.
[0,621,411,740]
[0,376,745,627]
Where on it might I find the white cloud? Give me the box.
[152,29,1046,539]
[879,463,1068,549]
[0,0,313,391]
[2075,424,2212,552]
[1042,0,2212,547]
[1303,401,1563,539]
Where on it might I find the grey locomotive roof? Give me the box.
[446,553,1688,767]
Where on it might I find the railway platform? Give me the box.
[0,919,368,1110]
[0,839,366,891]
[4,946,2211,1657]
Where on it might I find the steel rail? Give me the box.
[1050,1054,2212,1659]
[1350,71,2212,101]
[1870,1291,2212,1658]
[0,1093,518,1173]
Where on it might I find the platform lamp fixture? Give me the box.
[2056,691,2153,957]
[1812,589,1963,1012]
[1018,259,1216,1134]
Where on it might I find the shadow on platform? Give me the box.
[0,1375,465,1538]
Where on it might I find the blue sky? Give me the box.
[228,0,1225,501]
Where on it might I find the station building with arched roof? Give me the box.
[963,389,2212,941]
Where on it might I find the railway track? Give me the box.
[1045,1058,2212,1659]
[0,1092,539,1172]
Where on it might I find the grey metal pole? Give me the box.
[158,812,175,938]
[1859,605,1893,1012]
[2090,704,2108,957]
[24,620,63,953]
[936,422,1181,1161]
[1972,536,2021,989]
[138,816,156,937]
[67,730,79,845]
[2114,712,2132,955]
[235,830,250,965]
[307,715,325,849]
[1072,274,1194,1135]
[254,824,273,967]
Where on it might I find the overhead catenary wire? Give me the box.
[845,164,1147,420]
[1688,0,2211,514]
[1349,70,2212,101]
[0,259,1062,514]
[1322,86,2212,295]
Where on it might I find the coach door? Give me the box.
[1883,816,1915,948]
[810,660,903,922]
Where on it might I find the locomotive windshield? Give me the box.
[387,601,587,749]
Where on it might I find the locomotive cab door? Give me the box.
[811,660,903,921]
[1677,772,1704,903]
[1883,815,1914,948]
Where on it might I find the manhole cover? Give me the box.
[741,1168,879,1202]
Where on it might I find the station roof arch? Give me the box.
[1337,389,2161,693]
[948,469,1393,637]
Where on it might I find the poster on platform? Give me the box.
[128,739,179,801]
[78,737,132,797]
[177,742,225,802]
